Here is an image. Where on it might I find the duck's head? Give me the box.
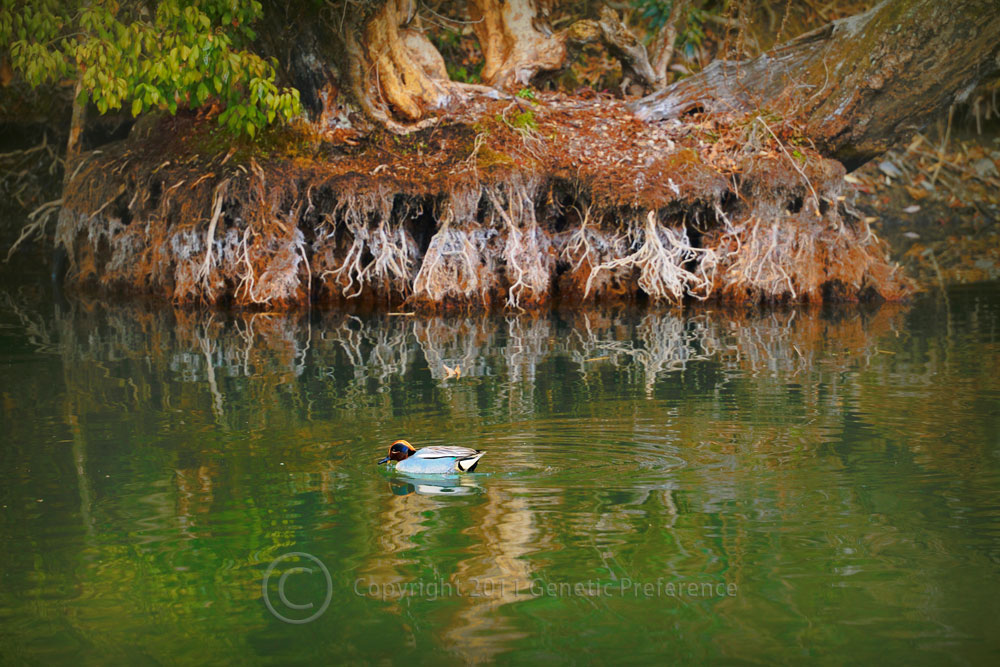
[378,440,416,465]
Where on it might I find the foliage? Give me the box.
[428,26,482,84]
[515,87,537,102]
[632,0,709,53]
[0,0,300,137]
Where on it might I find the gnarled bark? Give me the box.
[631,0,1000,169]
[468,0,567,90]
[344,0,450,127]
[469,1,659,92]
[278,0,660,130]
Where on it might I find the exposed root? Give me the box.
[5,198,63,261]
[412,189,494,305]
[321,189,419,299]
[585,211,716,303]
[0,133,63,212]
[54,97,913,310]
[705,201,908,303]
[195,178,230,295]
[233,226,308,305]
[484,179,554,309]
[560,207,633,300]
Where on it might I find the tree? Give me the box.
[634,0,1000,169]
[12,0,999,308]
[326,0,998,159]
[0,0,301,160]
[273,0,678,134]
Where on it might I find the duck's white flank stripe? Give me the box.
[416,446,480,459]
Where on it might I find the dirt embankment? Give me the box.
[55,92,909,311]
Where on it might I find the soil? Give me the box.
[54,91,910,310]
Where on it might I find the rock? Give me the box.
[971,157,998,179]
[879,160,902,178]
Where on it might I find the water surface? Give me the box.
[1,277,998,664]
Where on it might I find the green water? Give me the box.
[1,278,999,664]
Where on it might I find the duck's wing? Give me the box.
[415,446,482,459]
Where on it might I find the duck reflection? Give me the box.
[387,474,483,497]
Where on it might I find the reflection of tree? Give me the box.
[441,482,551,662]
[24,296,913,432]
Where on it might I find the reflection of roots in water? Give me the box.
[413,316,491,380]
[20,293,907,427]
[21,291,992,486]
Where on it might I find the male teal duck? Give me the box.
[377,440,485,474]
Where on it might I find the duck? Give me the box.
[377,440,486,474]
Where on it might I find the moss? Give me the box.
[184,117,316,165]
[391,134,429,155]
[511,110,538,131]
[476,146,515,169]
[496,109,538,132]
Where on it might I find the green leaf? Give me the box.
[132,98,142,117]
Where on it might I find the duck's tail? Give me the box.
[457,451,486,473]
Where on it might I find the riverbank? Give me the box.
[853,128,1000,288]
[6,101,998,310]
[51,93,908,310]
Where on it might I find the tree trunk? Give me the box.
[343,0,450,129]
[468,0,567,90]
[649,0,690,87]
[468,1,659,92]
[273,1,660,130]
[63,69,86,189]
[631,0,1000,170]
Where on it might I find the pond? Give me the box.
[1,263,998,663]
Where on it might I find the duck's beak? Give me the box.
[378,456,390,465]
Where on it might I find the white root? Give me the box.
[413,189,492,303]
[484,180,552,309]
[196,179,230,292]
[325,190,417,298]
[585,210,716,303]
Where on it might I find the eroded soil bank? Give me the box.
[56,92,911,310]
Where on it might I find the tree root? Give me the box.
[54,98,913,310]
[319,189,419,299]
[704,202,908,303]
[412,189,495,305]
[484,179,554,309]
[584,211,716,304]
[4,197,63,261]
